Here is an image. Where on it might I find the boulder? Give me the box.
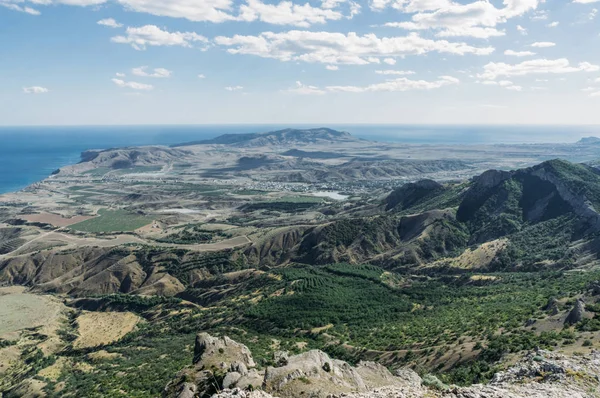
[194,333,256,369]
[564,299,586,326]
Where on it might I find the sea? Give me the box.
[1,124,599,194]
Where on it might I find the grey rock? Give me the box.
[223,372,242,389]
[565,299,586,326]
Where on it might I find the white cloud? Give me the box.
[111,25,208,50]
[505,50,536,57]
[375,69,416,75]
[326,65,339,70]
[573,0,600,3]
[115,72,125,77]
[198,74,206,78]
[215,31,494,66]
[480,80,513,86]
[132,66,172,78]
[546,21,559,27]
[517,25,528,35]
[225,85,244,91]
[582,87,597,92]
[591,91,600,97]
[284,81,326,95]
[506,85,523,91]
[479,58,599,80]
[530,10,547,20]
[531,41,556,48]
[326,75,459,93]
[111,78,153,90]
[238,0,348,27]
[23,86,48,94]
[115,0,236,23]
[383,57,396,65]
[1,2,40,14]
[97,18,122,28]
[380,0,539,39]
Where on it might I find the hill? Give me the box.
[172,128,358,147]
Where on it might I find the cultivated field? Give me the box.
[21,212,95,227]
[69,209,153,233]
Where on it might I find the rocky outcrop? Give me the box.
[165,335,600,398]
[164,334,423,398]
[565,299,587,325]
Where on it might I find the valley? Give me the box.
[2,128,600,397]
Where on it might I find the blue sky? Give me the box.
[1,0,600,125]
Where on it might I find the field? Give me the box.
[74,311,143,349]
[0,287,64,336]
[69,209,153,233]
[21,213,95,227]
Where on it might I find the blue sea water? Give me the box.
[1,124,599,194]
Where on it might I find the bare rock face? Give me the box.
[565,299,586,326]
[165,334,600,398]
[211,388,276,398]
[193,333,256,369]
[164,333,259,398]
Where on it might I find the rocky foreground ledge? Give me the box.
[164,333,600,398]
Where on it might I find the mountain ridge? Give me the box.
[172,128,359,147]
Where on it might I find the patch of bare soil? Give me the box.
[73,311,142,349]
[21,213,95,227]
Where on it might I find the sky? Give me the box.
[1,0,600,125]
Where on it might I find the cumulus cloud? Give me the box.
[282,75,459,94]
[132,66,172,78]
[326,75,459,93]
[383,57,396,65]
[4,0,360,26]
[375,69,416,75]
[326,65,339,70]
[531,41,556,47]
[111,78,153,90]
[225,85,244,91]
[380,0,539,38]
[97,18,122,28]
[215,31,494,66]
[517,25,528,35]
[115,72,126,77]
[115,0,236,23]
[504,50,536,56]
[198,74,206,78]
[111,25,208,50]
[479,58,599,80]
[573,0,600,3]
[238,0,347,27]
[547,21,559,27]
[284,81,326,95]
[23,86,48,94]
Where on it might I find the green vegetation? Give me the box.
[44,332,195,398]
[155,225,219,244]
[247,264,412,330]
[69,209,153,233]
[242,201,318,213]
